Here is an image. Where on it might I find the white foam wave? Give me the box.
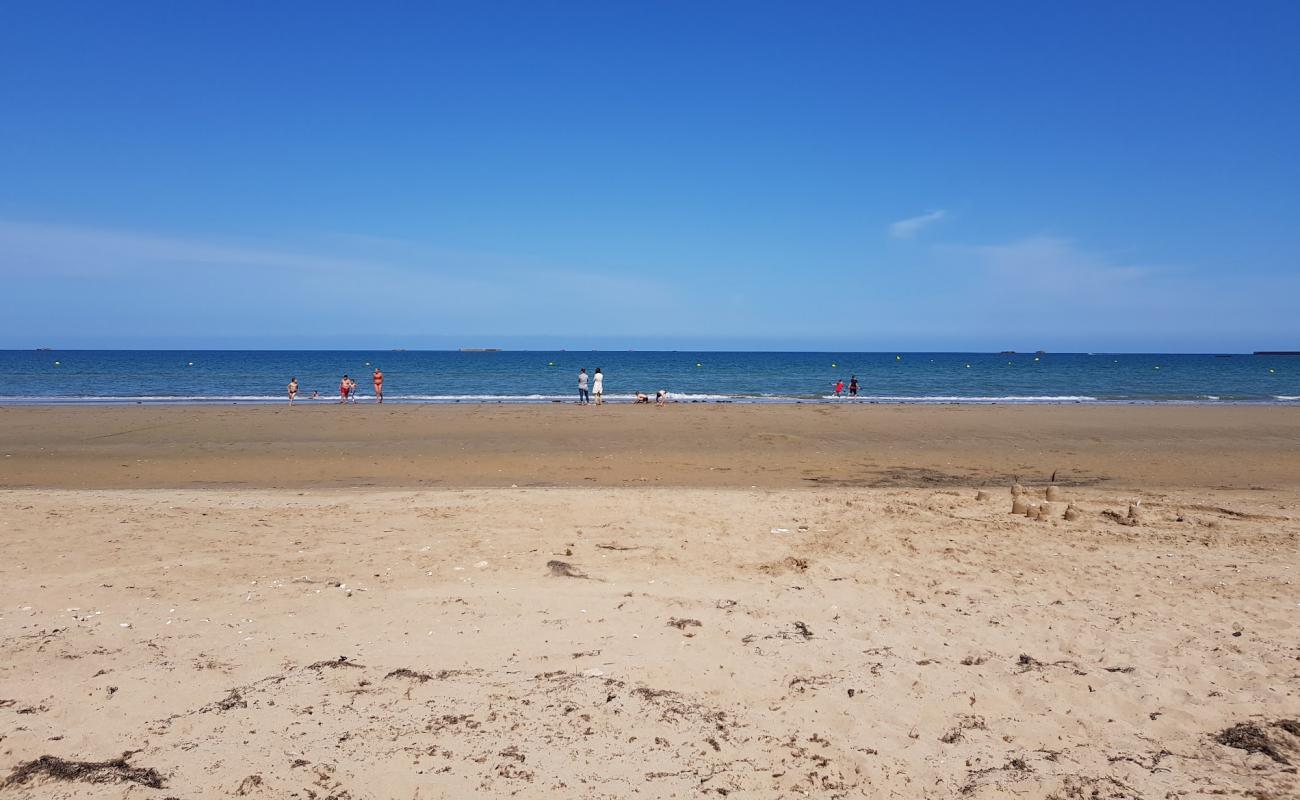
[0,393,1294,405]
[823,395,1100,402]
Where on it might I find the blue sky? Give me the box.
[2,1,1297,351]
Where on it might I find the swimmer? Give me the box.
[834,379,845,397]
[848,375,858,397]
[287,377,298,405]
[373,367,384,403]
[340,374,351,403]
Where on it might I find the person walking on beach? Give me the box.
[287,377,299,405]
[372,368,384,403]
[348,376,358,403]
[592,368,604,405]
[339,374,351,403]
[578,368,590,404]
[834,379,845,397]
[849,375,858,397]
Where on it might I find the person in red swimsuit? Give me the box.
[372,368,384,403]
[340,374,351,403]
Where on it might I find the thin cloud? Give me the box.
[0,219,685,339]
[889,209,948,239]
[952,236,1152,296]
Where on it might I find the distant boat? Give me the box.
[1035,350,1046,356]
[36,347,53,351]
[1255,351,1300,356]
[459,348,501,352]
[391,348,407,352]
[999,350,1016,355]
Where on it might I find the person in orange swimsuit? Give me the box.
[373,368,384,403]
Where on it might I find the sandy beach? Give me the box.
[2,405,1298,798]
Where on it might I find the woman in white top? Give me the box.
[592,368,604,405]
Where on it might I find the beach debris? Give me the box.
[1015,654,1084,674]
[208,688,247,712]
[667,617,702,630]
[939,715,987,743]
[1063,503,1080,521]
[236,774,264,795]
[770,527,791,534]
[792,621,814,640]
[2,753,165,789]
[385,668,435,683]
[1213,720,1300,765]
[1128,502,1142,523]
[787,674,832,694]
[546,560,588,579]
[975,490,990,501]
[307,656,363,670]
[1011,497,1029,515]
[715,599,737,610]
[1045,485,1063,502]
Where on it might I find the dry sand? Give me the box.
[1,406,1298,798]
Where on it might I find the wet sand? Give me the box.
[2,403,1299,489]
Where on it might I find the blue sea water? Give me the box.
[0,351,1296,405]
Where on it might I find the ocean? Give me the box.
[1,350,1297,405]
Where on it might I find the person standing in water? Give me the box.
[592,368,604,405]
[372,367,384,403]
[287,377,299,405]
[339,374,351,403]
[834,379,845,397]
[577,368,590,404]
[849,375,859,397]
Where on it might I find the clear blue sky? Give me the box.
[2,1,1297,351]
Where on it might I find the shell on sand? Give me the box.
[1011,497,1029,515]
[1045,485,1063,502]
